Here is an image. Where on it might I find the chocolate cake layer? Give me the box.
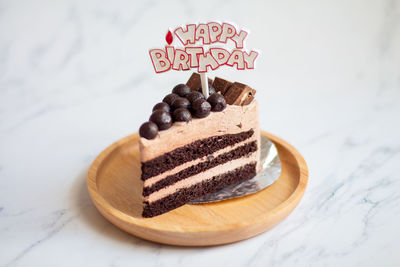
[141,129,254,180]
[142,163,257,218]
[142,141,257,196]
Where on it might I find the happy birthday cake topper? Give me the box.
[149,22,259,74]
[149,22,259,98]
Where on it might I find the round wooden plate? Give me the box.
[87,131,308,246]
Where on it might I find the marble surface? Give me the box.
[1,0,399,266]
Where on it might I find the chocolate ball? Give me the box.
[172,84,191,97]
[196,85,216,95]
[139,121,158,140]
[152,102,170,113]
[163,93,179,106]
[192,98,211,118]
[149,110,172,130]
[186,91,205,103]
[171,97,190,110]
[207,93,227,112]
[173,108,192,122]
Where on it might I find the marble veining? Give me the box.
[1,0,400,266]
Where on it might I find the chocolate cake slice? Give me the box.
[139,73,260,218]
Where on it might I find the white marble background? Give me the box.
[0,0,399,266]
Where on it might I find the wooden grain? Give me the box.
[87,131,308,246]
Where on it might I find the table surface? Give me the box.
[1,1,399,266]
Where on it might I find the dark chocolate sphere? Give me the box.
[149,110,172,130]
[171,97,190,110]
[192,98,211,118]
[163,93,179,106]
[152,102,170,113]
[139,121,158,139]
[172,84,191,97]
[173,108,192,122]
[196,85,216,95]
[185,91,205,103]
[207,93,227,112]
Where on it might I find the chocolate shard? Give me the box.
[186,73,213,91]
[224,82,256,106]
[186,73,201,90]
[212,77,232,95]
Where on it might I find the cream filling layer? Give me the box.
[144,155,257,203]
[143,138,257,188]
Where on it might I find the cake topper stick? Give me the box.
[200,71,209,98]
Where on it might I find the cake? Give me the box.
[138,73,260,217]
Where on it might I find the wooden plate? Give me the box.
[87,131,308,246]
